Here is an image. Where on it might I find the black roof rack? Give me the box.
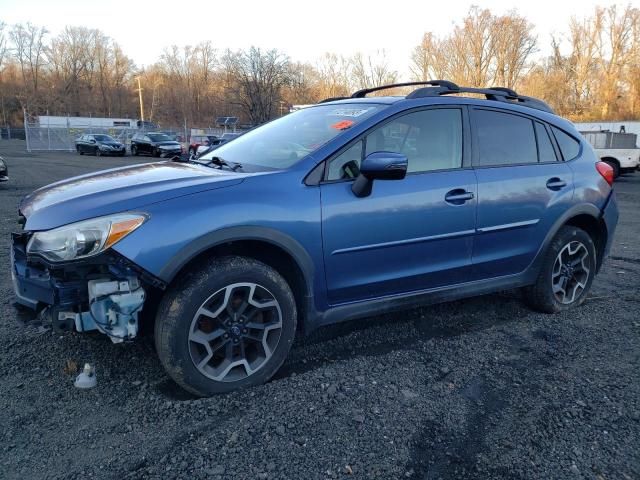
[408,83,554,114]
[318,96,349,103]
[341,80,554,114]
[351,80,459,99]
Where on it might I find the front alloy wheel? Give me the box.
[189,282,283,382]
[155,256,297,396]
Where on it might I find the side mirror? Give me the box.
[352,152,407,198]
[90,139,96,144]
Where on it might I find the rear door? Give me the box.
[320,107,477,305]
[470,108,574,278]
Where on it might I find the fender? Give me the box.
[526,202,604,277]
[158,225,317,301]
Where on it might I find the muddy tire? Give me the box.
[155,256,297,396]
[523,226,596,313]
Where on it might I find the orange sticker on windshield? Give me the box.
[331,120,354,130]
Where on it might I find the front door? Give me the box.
[320,107,478,305]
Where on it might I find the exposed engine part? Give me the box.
[71,277,145,343]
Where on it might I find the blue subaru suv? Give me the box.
[11,81,618,396]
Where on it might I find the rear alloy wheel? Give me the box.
[551,241,591,305]
[524,226,596,313]
[155,256,297,396]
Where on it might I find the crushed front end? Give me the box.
[11,228,162,343]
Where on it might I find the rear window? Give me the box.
[535,122,558,162]
[551,126,580,161]
[474,109,537,166]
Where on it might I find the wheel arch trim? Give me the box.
[158,225,316,299]
[528,203,605,275]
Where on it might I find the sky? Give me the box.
[1,0,622,76]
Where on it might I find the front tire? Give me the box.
[524,226,596,313]
[155,256,297,396]
[131,145,138,156]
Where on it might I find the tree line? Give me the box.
[0,4,638,129]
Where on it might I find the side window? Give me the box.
[475,110,537,166]
[551,126,580,161]
[327,141,363,181]
[365,109,462,174]
[535,122,558,162]
[143,136,151,142]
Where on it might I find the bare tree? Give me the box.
[315,52,351,99]
[492,12,537,88]
[10,23,48,107]
[0,21,8,72]
[224,47,290,124]
[410,33,448,81]
[350,50,397,90]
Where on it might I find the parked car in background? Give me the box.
[11,80,618,396]
[195,132,242,157]
[579,130,639,178]
[75,134,126,157]
[131,132,182,157]
[0,156,8,182]
[188,135,217,156]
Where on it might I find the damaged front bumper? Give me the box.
[11,231,161,343]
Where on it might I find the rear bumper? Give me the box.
[601,190,619,260]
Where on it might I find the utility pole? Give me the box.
[135,76,145,121]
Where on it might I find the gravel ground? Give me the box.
[1,141,639,480]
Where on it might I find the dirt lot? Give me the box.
[0,141,639,480]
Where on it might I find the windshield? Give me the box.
[149,134,171,142]
[199,103,386,169]
[93,134,115,142]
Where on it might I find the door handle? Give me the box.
[445,189,474,205]
[546,178,567,190]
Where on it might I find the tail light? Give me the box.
[596,161,614,186]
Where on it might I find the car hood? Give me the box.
[20,161,245,230]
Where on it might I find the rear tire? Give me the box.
[77,146,83,155]
[523,226,596,313]
[155,256,297,396]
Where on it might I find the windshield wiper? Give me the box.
[194,156,243,171]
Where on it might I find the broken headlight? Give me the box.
[27,213,147,262]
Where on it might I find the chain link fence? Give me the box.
[0,126,26,140]
[14,113,236,152]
